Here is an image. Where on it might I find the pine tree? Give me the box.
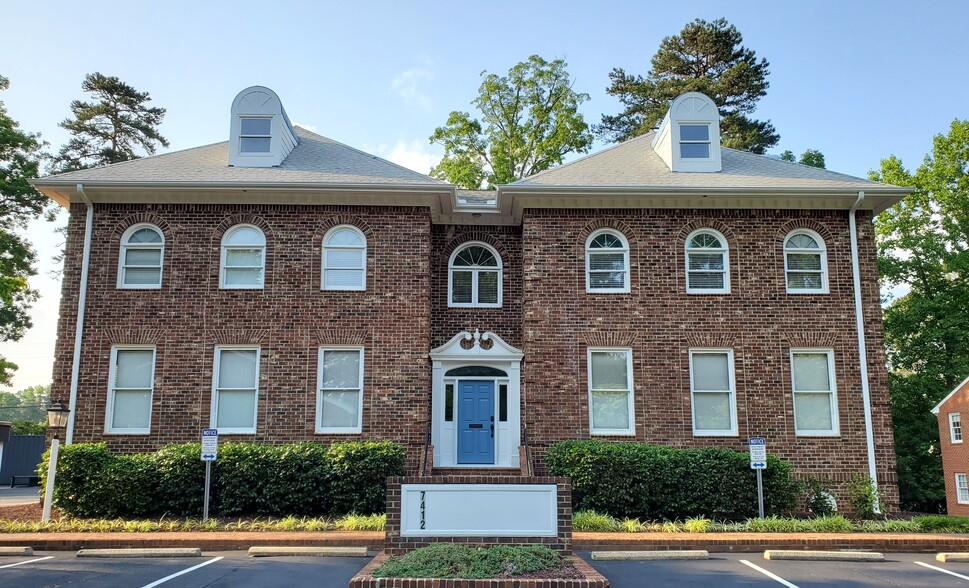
[596,18,778,153]
[50,73,169,173]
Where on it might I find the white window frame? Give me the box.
[685,229,730,294]
[239,116,272,154]
[585,229,630,294]
[321,225,367,291]
[317,346,365,434]
[784,229,829,294]
[951,412,964,444]
[689,348,738,436]
[587,347,635,436]
[958,474,969,504]
[790,349,839,436]
[220,224,266,289]
[105,345,155,434]
[210,345,260,434]
[678,122,712,160]
[117,223,164,289]
[447,242,503,308]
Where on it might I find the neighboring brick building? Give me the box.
[932,376,969,515]
[33,87,909,512]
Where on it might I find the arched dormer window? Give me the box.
[685,229,729,294]
[322,226,367,291]
[118,224,164,288]
[449,243,502,308]
[586,229,630,293]
[220,225,266,289]
[784,230,828,294]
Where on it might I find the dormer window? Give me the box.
[679,124,711,159]
[240,117,272,153]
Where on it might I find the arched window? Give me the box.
[585,229,630,293]
[685,229,729,294]
[220,225,266,289]
[784,230,828,294]
[322,226,367,291]
[448,243,502,307]
[118,224,164,288]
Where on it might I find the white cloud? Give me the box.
[367,139,441,175]
[391,68,433,110]
[291,121,318,132]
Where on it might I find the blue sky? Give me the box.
[1,0,967,390]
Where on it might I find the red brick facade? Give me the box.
[51,201,899,511]
[935,378,969,515]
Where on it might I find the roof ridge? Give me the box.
[508,133,655,185]
[293,126,447,185]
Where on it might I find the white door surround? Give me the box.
[430,330,523,468]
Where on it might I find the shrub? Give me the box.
[804,477,836,517]
[43,440,404,518]
[912,515,969,533]
[546,440,800,520]
[572,510,619,532]
[847,475,880,520]
[373,544,562,579]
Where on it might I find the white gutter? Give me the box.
[65,184,94,445]
[849,190,880,513]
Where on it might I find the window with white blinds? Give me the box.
[685,230,729,294]
[791,350,839,435]
[784,230,828,293]
[586,230,630,293]
[690,350,737,435]
[221,225,266,289]
[317,347,364,433]
[322,226,367,290]
[588,348,634,435]
[212,347,260,433]
[106,347,155,433]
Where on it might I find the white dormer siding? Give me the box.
[228,86,299,168]
[650,92,722,173]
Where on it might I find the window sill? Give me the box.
[316,428,363,434]
[794,431,840,437]
[591,430,636,437]
[219,286,265,290]
[118,285,163,290]
[321,287,367,292]
[448,303,502,309]
[692,431,738,437]
[686,290,731,295]
[585,289,631,295]
[104,429,151,435]
[785,290,829,295]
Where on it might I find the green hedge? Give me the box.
[546,440,800,520]
[40,440,404,518]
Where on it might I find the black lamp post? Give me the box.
[42,400,70,522]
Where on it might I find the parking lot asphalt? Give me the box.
[2,550,969,587]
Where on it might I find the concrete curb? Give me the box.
[76,548,203,558]
[249,546,369,557]
[592,550,708,560]
[0,546,33,556]
[937,553,969,563]
[764,550,884,562]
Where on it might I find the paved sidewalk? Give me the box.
[1,530,969,552]
[0,486,40,507]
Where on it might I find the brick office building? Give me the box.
[932,376,969,515]
[34,87,908,511]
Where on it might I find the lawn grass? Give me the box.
[372,544,563,579]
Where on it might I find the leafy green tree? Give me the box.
[50,72,169,173]
[0,75,47,385]
[0,384,50,422]
[597,18,778,153]
[780,148,825,168]
[429,55,594,189]
[871,119,969,512]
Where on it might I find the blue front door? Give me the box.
[457,381,495,464]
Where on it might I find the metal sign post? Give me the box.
[749,437,767,519]
[201,429,218,521]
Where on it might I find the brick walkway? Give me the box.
[0,531,968,552]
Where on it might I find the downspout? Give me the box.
[66,184,94,445]
[849,190,880,513]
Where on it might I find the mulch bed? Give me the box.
[0,502,44,522]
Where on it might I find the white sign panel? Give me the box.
[201,429,218,461]
[749,437,767,470]
[401,484,557,537]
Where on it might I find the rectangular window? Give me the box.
[444,383,454,422]
[240,117,271,153]
[317,347,364,433]
[791,350,839,436]
[106,346,155,434]
[690,349,737,436]
[958,474,969,504]
[679,124,710,159]
[499,384,508,422]
[951,413,963,444]
[212,347,259,433]
[588,348,634,435]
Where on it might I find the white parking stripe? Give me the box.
[0,556,55,569]
[915,561,969,581]
[139,556,223,588]
[739,559,802,588]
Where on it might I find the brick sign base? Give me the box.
[385,476,572,554]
